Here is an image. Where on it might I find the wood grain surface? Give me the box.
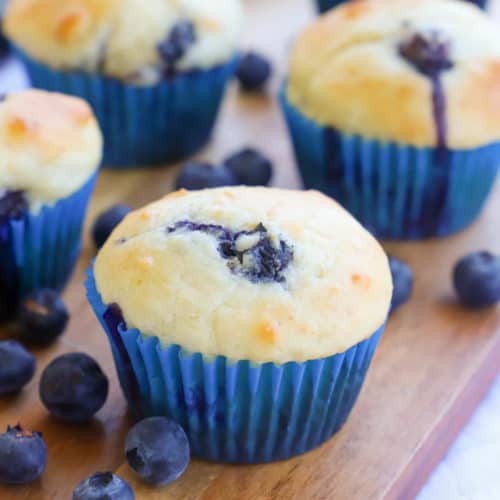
[1,0,500,499]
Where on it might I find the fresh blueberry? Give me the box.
[174,163,237,190]
[453,251,500,308]
[39,353,109,423]
[388,256,413,311]
[125,417,190,486]
[19,289,69,346]
[399,32,453,77]
[236,51,272,92]
[158,20,196,73]
[73,472,135,500]
[0,424,47,484]
[0,340,36,396]
[92,205,131,249]
[223,148,273,186]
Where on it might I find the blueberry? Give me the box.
[158,20,196,72]
[453,251,500,308]
[39,353,109,423]
[125,417,190,486]
[399,32,453,77]
[223,148,273,186]
[0,424,47,484]
[166,221,293,284]
[19,289,69,346]
[73,472,135,500]
[0,340,36,396]
[92,205,131,249]
[174,163,237,190]
[388,256,413,311]
[236,51,272,91]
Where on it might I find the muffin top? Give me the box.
[0,90,102,211]
[94,187,392,364]
[5,0,242,85]
[287,0,500,149]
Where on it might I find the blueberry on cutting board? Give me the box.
[0,424,47,484]
[125,417,190,486]
[236,51,272,91]
[223,148,273,186]
[92,205,131,249]
[19,289,69,346]
[0,340,36,396]
[73,472,135,500]
[174,162,237,190]
[453,251,500,308]
[39,353,109,423]
[388,256,413,311]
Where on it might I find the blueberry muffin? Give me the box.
[86,186,392,463]
[5,0,242,167]
[0,89,102,322]
[281,0,500,239]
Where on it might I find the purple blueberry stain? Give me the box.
[0,190,28,323]
[165,220,294,284]
[399,31,453,152]
[399,30,454,234]
[103,304,145,419]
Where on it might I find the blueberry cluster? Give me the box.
[174,147,273,190]
[166,220,293,284]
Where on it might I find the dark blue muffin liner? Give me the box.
[316,0,348,13]
[16,49,238,168]
[280,90,500,239]
[86,267,385,463]
[0,174,96,322]
[316,0,487,13]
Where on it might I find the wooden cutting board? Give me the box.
[1,0,499,498]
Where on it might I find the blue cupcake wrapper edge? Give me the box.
[17,49,238,168]
[280,88,500,240]
[0,173,96,321]
[85,266,385,463]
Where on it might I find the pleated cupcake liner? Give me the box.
[280,90,500,240]
[315,0,486,14]
[16,49,238,168]
[0,174,96,322]
[86,267,385,464]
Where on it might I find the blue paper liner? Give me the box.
[316,0,348,13]
[86,267,385,463]
[0,174,96,322]
[16,49,238,168]
[280,90,500,240]
[316,0,486,14]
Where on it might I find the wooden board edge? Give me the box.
[383,333,500,500]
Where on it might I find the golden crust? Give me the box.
[5,0,242,83]
[5,0,118,67]
[94,187,392,363]
[0,90,102,208]
[287,0,500,149]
